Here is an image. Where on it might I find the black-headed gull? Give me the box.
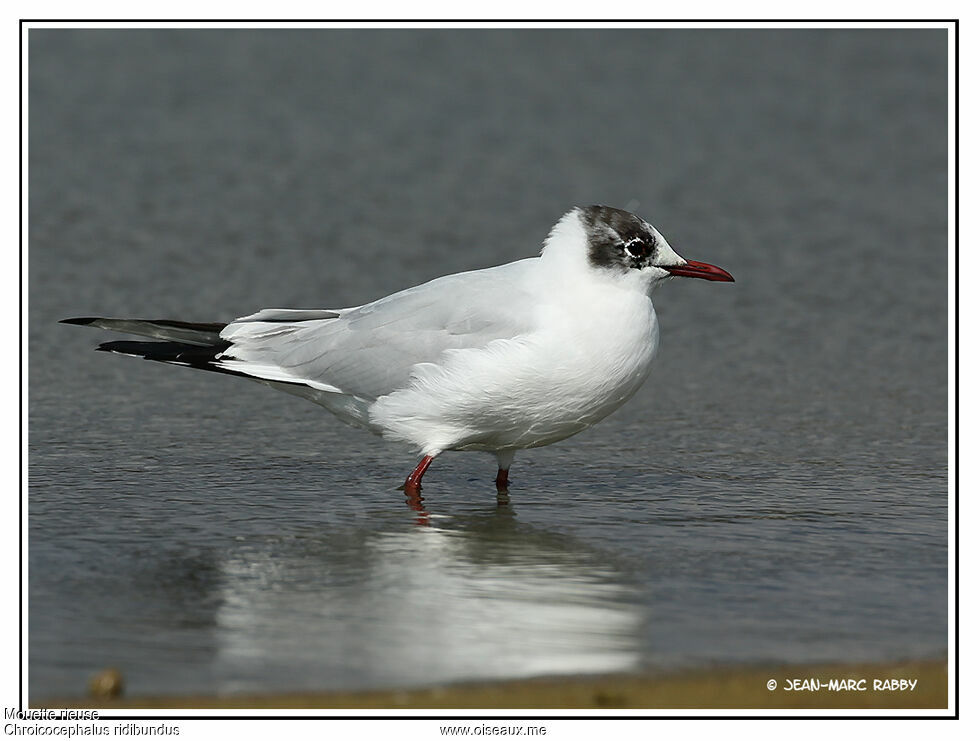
[62,206,733,494]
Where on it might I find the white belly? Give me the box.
[369,291,660,455]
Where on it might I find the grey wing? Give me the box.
[217,260,538,401]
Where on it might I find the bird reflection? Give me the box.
[405,486,511,527]
[209,497,646,694]
[403,490,429,525]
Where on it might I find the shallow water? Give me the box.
[28,28,948,699]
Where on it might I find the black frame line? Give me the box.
[18,17,959,722]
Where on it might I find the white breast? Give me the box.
[369,281,660,456]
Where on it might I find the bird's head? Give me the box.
[544,205,734,289]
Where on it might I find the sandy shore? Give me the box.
[40,659,947,710]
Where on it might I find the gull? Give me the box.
[62,206,733,494]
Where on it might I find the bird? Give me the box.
[62,205,733,494]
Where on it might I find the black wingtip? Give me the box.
[60,317,99,326]
[95,340,155,356]
[95,340,131,353]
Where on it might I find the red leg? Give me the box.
[404,454,434,494]
[494,451,514,491]
[495,468,510,491]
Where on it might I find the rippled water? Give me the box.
[28,29,948,699]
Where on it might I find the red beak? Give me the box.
[665,260,734,282]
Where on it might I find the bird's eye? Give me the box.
[623,239,647,258]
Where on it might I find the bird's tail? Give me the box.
[61,312,373,426]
